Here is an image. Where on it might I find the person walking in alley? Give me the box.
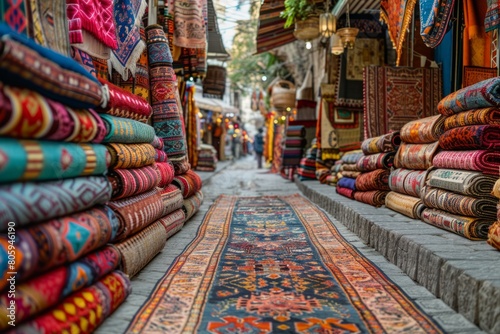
[253,128,264,168]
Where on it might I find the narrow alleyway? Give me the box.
[97,155,485,333]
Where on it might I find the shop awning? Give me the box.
[207,0,230,60]
[195,90,239,115]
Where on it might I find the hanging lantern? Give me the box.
[337,2,358,49]
[319,12,336,38]
[330,33,344,55]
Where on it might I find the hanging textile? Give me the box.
[486,0,500,32]
[419,0,456,48]
[173,0,206,49]
[0,0,28,34]
[463,0,491,67]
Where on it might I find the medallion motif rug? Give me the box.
[127,194,443,333]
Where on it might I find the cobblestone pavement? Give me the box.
[98,155,485,333]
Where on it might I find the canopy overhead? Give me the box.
[207,0,230,60]
[195,89,239,115]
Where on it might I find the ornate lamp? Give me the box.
[336,2,358,49]
[330,32,344,55]
[319,1,336,38]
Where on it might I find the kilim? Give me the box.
[427,168,498,197]
[422,208,493,239]
[156,162,175,187]
[325,174,340,186]
[337,184,356,199]
[157,209,185,239]
[356,152,395,172]
[385,191,425,219]
[400,115,446,144]
[355,169,391,192]
[463,66,498,87]
[0,138,109,183]
[126,194,443,333]
[13,271,130,333]
[443,107,500,130]
[114,221,167,277]
[419,0,456,48]
[433,150,500,175]
[0,25,104,109]
[146,24,190,174]
[271,124,284,173]
[321,100,362,155]
[0,206,120,288]
[106,143,156,169]
[172,0,205,49]
[182,190,204,222]
[0,176,111,230]
[0,0,28,34]
[486,0,500,32]
[71,47,96,77]
[171,170,203,199]
[487,222,500,250]
[421,186,498,219]
[354,190,389,207]
[92,56,110,81]
[363,66,442,138]
[0,246,120,329]
[394,142,440,170]
[361,131,401,155]
[437,77,500,116]
[107,188,164,241]
[108,165,160,200]
[389,168,429,198]
[341,150,364,164]
[439,125,500,150]
[282,148,304,167]
[160,184,184,216]
[101,114,156,143]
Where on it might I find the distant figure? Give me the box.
[253,128,264,168]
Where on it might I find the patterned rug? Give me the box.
[364,66,442,138]
[127,194,443,333]
[106,143,156,169]
[400,115,446,144]
[422,208,493,240]
[172,0,206,49]
[354,190,389,207]
[356,152,395,172]
[394,142,440,170]
[419,0,456,48]
[355,169,391,192]
[101,114,156,143]
[439,125,500,150]
[321,100,362,155]
[443,107,500,130]
[361,132,401,155]
[463,66,497,87]
[427,168,497,197]
[171,170,202,199]
[156,162,175,188]
[160,184,184,216]
[432,150,500,175]
[385,191,425,219]
[157,209,185,239]
[389,168,429,198]
[1,0,28,34]
[108,166,160,200]
[337,184,356,199]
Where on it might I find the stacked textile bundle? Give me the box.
[172,170,204,223]
[334,150,364,198]
[420,78,500,239]
[282,125,307,167]
[297,140,318,181]
[197,144,218,171]
[386,115,444,219]
[0,25,130,331]
[489,179,500,249]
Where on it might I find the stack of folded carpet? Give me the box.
[386,115,444,219]
[488,178,500,250]
[297,140,318,180]
[353,132,401,207]
[420,78,500,240]
[282,125,307,168]
[196,144,218,171]
[334,150,364,198]
[171,170,204,223]
[0,25,130,332]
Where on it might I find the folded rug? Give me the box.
[385,191,425,219]
[443,107,500,131]
[183,190,204,222]
[337,176,357,191]
[106,143,156,169]
[0,176,111,231]
[439,125,500,150]
[286,125,306,137]
[151,135,164,150]
[421,208,493,240]
[0,206,120,287]
[341,170,362,178]
[400,115,446,144]
[284,137,307,148]
[355,169,391,192]
[342,163,363,172]
[13,270,130,333]
[160,185,184,216]
[427,168,497,197]
[361,131,401,155]
[356,152,395,172]
[394,142,440,170]
[157,209,185,239]
[488,221,500,250]
[342,150,364,164]
[325,174,339,186]
[108,189,164,241]
[108,165,160,200]
[155,148,169,162]
[494,179,500,198]
[0,246,120,329]
[437,77,500,116]
[389,168,429,198]
[354,190,389,207]
[157,162,175,188]
[421,186,498,219]
[114,221,167,277]
[172,170,203,199]
[0,139,109,183]
[433,150,500,175]
[101,114,156,143]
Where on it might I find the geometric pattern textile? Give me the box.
[127,194,443,333]
[171,170,202,199]
[426,168,498,197]
[389,168,429,198]
[106,143,156,169]
[160,185,184,217]
[432,150,500,176]
[394,142,440,170]
[419,0,456,48]
[463,66,497,87]
[364,66,442,139]
[354,190,389,207]
[399,115,445,144]
[486,0,500,32]
[443,107,500,130]
[0,0,28,34]
[172,0,206,49]
[157,208,185,239]
[361,131,401,155]
[385,191,425,219]
[101,114,156,143]
[487,221,500,250]
[438,125,500,150]
[108,165,160,200]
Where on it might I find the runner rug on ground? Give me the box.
[127,194,443,334]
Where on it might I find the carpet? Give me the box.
[114,221,167,277]
[394,142,440,170]
[108,165,160,200]
[171,170,203,199]
[421,186,498,219]
[0,0,28,34]
[157,209,185,239]
[155,148,169,163]
[182,190,204,222]
[363,66,442,138]
[337,184,356,199]
[346,38,385,81]
[419,0,456,48]
[71,47,97,77]
[156,162,175,188]
[173,0,206,49]
[389,168,429,198]
[0,139,109,183]
[101,114,156,143]
[443,107,500,130]
[286,125,306,138]
[282,148,303,167]
[339,170,361,178]
[160,185,184,216]
[438,77,500,116]
[427,168,498,197]
[422,208,493,239]
[354,190,389,207]
[92,56,109,81]
[341,150,364,164]
[127,194,444,333]
[488,222,500,250]
[463,66,497,87]
[385,191,425,219]
[108,189,165,241]
[0,246,120,329]
[338,176,357,191]
[106,143,156,169]
[0,176,111,231]
[433,150,500,175]
[0,205,120,288]
[13,270,130,333]
[355,169,391,192]
[439,125,500,150]
[330,51,364,109]
[356,152,395,172]
[361,131,401,155]
[151,135,164,150]
[400,115,446,144]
